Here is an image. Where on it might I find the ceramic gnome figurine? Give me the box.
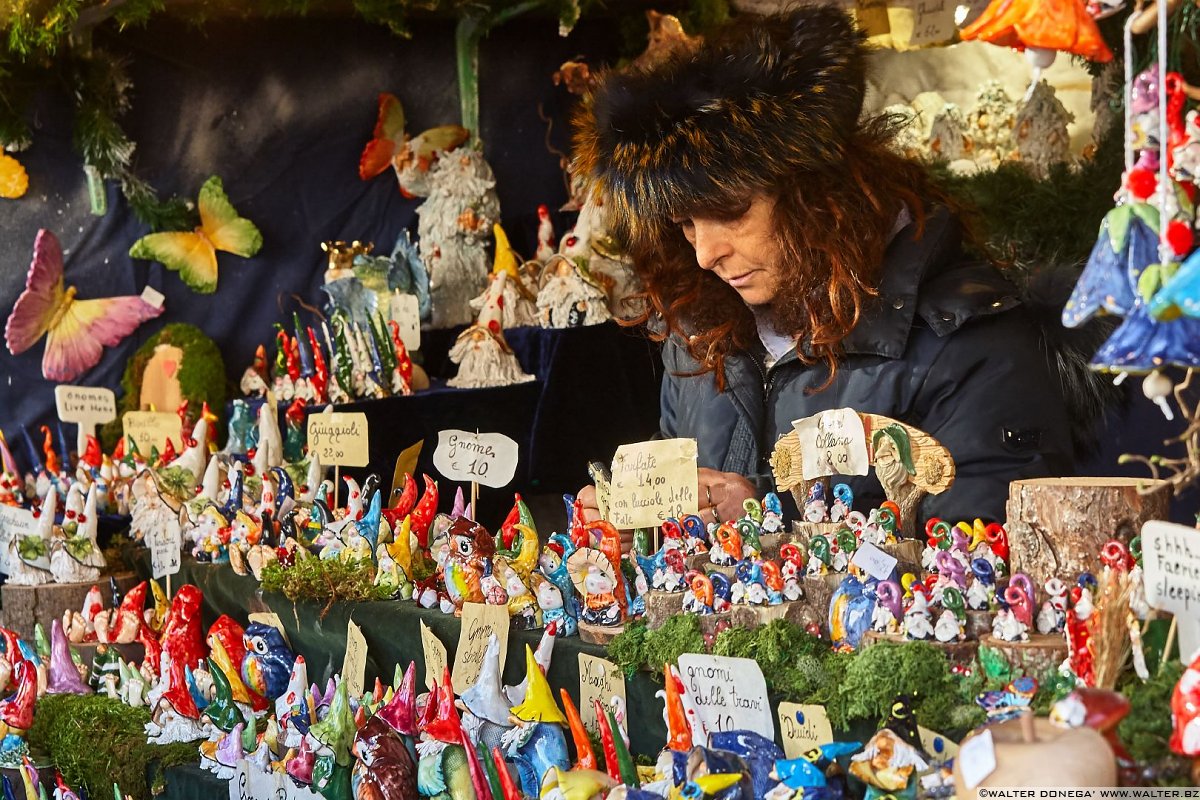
[536,254,612,328]
[469,223,538,328]
[447,272,535,389]
[410,147,501,329]
[50,484,105,583]
[7,490,54,585]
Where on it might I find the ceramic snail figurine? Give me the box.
[872,579,903,634]
[805,535,831,577]
[829,483,853,523]
[966,558,997,611]
[934,587,967,643]
[1037,577,1069,634]
[779,544,805,601]
[922,518,952,573]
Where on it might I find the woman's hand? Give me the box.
[575,485,634,552]
[697,468,757,526]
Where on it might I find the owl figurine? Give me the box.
[240,622,295,702]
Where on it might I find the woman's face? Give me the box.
[676,194,781,306]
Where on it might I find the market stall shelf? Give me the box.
[1006,477,1170,586]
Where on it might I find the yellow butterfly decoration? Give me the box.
[129,175,262,293]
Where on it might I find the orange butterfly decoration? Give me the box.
[358,93,469,196]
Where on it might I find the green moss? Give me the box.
[828,642,984,736]
[27,694,196,800]
[1119,661,1184,764]
[608,620,649,677]
[260,556,392,615]
[102,323,227,449]
[713,619,840,701]
[642,615,706,678]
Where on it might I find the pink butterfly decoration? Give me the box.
[5,229,164,382]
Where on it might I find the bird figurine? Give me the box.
[241,622,295,702]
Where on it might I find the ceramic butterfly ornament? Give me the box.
[129,175,262,293]
[5,229,164,382]
[358,92,468,190]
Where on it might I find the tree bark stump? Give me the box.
[0,573,141,641]
[861,630,979,663]
[1006,478,1171,587]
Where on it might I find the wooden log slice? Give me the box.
[965,610,994,640]
[0,573,142,641]
[577,621,624,646]
[644,590,685,630]
[1006,477,1170,587]
[860,630,979,663]
[978,633,1069,677]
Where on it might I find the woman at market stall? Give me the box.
[573,6,1081,532]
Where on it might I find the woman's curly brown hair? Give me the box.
[624,115,953,390]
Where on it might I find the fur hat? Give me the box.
[572,7,868,245]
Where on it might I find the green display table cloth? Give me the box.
[131,553,669,762]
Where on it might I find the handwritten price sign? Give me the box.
[307,412,370,467]
[149,517,182,579]
[123,411,182,456]
[343,620,368,698]
[452,602,509,693]
[677,653,772,738]
[420,620,448,690]
[578,654,626,735]
[0,506,35,574]
[777,703,833,758]
[792,408,869,480]
[433,430,519,489]
[607,438,698,529]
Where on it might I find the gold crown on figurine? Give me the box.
[321,240,373,273]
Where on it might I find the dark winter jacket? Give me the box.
[658,207,1075,525]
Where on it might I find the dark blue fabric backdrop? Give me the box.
[0,13,621,436]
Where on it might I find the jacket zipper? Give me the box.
[751,352,775,474]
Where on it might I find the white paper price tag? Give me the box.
[420,621,448,690]
[123,411,182,456]
[389,292,421,352]
[307,412,370,467]
[792,408,869,480]
[433,430,519,489]
[851,541,898,581]
[676,653,773,739]
[229,759,251,800]
[0,505,36,574]
[578,653,627,735]
[343,619,368,698]
[958,728,997,789]
[452,602,510,693]
[776,702,834,759]
[149,517,182,579]
[607,438,699,529]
